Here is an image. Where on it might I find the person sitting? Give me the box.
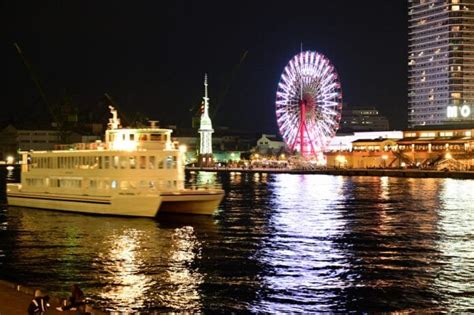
[56,284,85,311]
[27,289,50,315]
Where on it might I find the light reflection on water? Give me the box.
[0,172,474,312]
[437,179,474,311]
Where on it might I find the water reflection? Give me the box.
[0,207,216,312]
[97,229,152,311]
[256,175,349,313]
[1,173,474,312]
[438,179,474,311]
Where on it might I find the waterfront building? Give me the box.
[0,122,102,161]
[255,134,287,155]
[326,126,474,170]
[408,0,474,127]
[198,74,214,166]
[339,106,390,132]
[397,125,474,169]
[327,131,404,152]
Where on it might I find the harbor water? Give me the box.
[1,168,474,312]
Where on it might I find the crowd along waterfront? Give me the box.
[1,167,474,312]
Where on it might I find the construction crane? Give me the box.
[13,43,58,124]
[13,42,77,142]
[189,50,248,127]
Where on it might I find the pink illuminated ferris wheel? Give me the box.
[276,50,342,156]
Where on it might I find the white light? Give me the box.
[179,145,187,153]
[445,153,452,159]
[447,106,458,118]
[460,105,471,118]
[6,156,14,164]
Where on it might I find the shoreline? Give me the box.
[186,166,474,179]
[0,279,107,315]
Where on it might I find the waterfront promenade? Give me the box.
[0,280,106,315]
[186,166,474,179]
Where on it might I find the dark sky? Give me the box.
[4,1,408,133]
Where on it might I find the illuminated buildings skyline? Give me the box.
[408,0,474,127]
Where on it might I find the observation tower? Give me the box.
[198,74,214,166]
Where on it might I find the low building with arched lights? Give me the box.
[326,126,474,170]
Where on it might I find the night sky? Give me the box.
[4,1,408,133]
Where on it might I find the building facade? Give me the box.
[408,0,474,127]
[340,107,389,132]
[325,126,474,170]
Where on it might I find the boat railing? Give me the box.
[54,141,107,151]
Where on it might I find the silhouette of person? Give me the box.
[56,284,85,311]
[27,289,50,315]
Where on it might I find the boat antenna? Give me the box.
[108,105,121,130]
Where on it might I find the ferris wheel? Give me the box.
[275,50,342,156]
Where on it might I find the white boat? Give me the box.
[6,107,224,217]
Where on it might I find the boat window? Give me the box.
[26,178,44,186]
[120,181,129,189]
[149,156,156,169]
[130,134,135,141]
[111,180,117,189]
[129,156,136,169]
[165,156,173,169]
[149,181,156,189]
[139,156,146,169]
[120,156,128,169]
[139,134,148,141]
[104,156,110,169]
[158,159,164,169]
[101,180,110,190]
[122,133,126,141]
[98,157,103,169]
[90,180,97,189]
[150,133,162,141]
[113,156,119,169]
[58,179,81,189]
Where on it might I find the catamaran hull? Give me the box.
[7,184,161,217]
[159,190,224,215]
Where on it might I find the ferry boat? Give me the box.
[6,107,224,217]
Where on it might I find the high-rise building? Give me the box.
[408,0,474,127]
[339,106,390,132]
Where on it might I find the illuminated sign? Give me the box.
[447,105,471,118]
